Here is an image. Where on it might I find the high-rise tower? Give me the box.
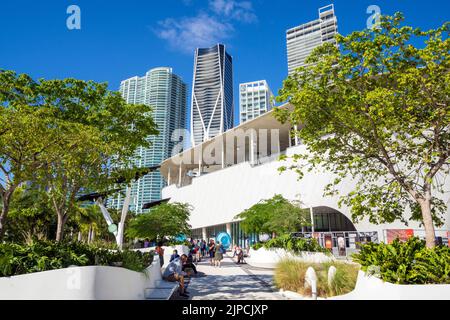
[239,80,274,123]
[191,44,234,146]
[286,4,338,75]
[109,67,187,213]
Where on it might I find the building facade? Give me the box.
[160,104,450,255]
[109,67,187,213]
[191,44,234,146]
[239,80,274,124]
[286,4,338,75]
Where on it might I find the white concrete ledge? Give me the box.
[246,247,334,269]
[0,255,175,300]
[330,270,450,300]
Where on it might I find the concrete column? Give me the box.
[198,145,202,176]
[271,129,281,155]
[168,167,171,185]
[310,207,315,233]
[250,131,256,165]
[221,138,225,169]
[202,227,207,241]
[294,125,299,146]
[178,164,182,187]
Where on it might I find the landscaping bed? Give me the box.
[0,240,154,277]
[274,259,360,298]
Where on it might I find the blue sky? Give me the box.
[0,0,449,128]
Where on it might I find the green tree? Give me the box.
[0,70,159,241]
[0,71,61,238]
[4,185,55,243]
[126,203,192,241]
[234,195,310,235]
[274,13,449,248]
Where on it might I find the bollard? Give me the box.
[305,267,318,300]
[328,266,337,288]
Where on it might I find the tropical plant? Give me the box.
[235,195,310,235]
[274,13,450,248]
[352,237,450,284]
[126,202,192,242]
[3,185,55,242]
[0,240,153,277]
[252,233,328,254]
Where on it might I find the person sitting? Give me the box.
[236,246,245,264]
[162,255,189,297]
[181,253,198,275]
[169,249,180,263]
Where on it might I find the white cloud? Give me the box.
[209,0,257,23]
[155,13,234,54]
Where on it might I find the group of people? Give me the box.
[187,238,226,267]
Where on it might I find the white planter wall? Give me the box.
[246,247,334,269]
[0,255,163,300]
[331,270,450,300]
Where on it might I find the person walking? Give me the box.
[208,239,216,266]
[155,242,165,267]
[201,240,207,257]
[214,241,224,268]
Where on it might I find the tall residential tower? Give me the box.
[191,44,234,146]
[286,4,338,75]
[239,80,274,123]
[109,67,187,213]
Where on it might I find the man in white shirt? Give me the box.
[163,254,189,297]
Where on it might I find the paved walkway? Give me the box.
[186,255,285,300]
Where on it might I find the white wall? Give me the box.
[0,256,163,300]
[331,270,450,300]
[246,247,334,269]
[163,144,450,241]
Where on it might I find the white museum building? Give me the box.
[159,103,450,255]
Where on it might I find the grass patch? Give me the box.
[274,259,360,298]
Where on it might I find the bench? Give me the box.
[143,256,180,300]
[144,281,179,300]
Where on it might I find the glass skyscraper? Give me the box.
[286,4,338,75]
[239,80,274,123]
[191,44,234,146]
[109,67,187,213]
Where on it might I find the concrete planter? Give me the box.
[246,247,334,269]
[331,270,450,300]
[0,255,163,300]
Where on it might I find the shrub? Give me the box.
[352,237,450,284]
[165,239,191,247]
[274,259,359,297]
[252,234,329,254]
[0,240,154,277]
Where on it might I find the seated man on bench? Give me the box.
[182,253,198,275]
[162,254,189,298]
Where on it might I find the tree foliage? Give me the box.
[235,194,310,235]
[126,203,192,241]
[274,13,450,248]
[0,70,159,240]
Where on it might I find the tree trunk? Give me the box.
[0,205,9,239]
[418,197,436,248]
[0,189,14,240]
[56,214,67,241]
